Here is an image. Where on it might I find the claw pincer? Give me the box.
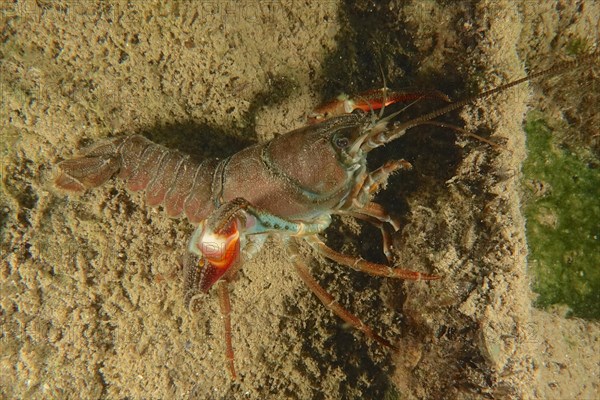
[308,87,451,123]
[188,218,241,292]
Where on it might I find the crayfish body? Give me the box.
[54,53,597,379]
[54,107,436,378]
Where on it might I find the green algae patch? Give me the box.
[523,113,600,319]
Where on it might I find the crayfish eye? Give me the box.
[333,135,350,149]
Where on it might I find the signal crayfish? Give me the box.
[53,53,598,379]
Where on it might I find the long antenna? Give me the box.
[380,52,598,143]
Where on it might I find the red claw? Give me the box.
[308,88,451,123]
[190,219,241,292]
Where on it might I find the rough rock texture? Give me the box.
[1,1,598,399]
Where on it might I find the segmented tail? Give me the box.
[54,138,127,193]
[55,135,217,222]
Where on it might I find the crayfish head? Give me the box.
[267,113,370,197]
[317,112,396,165]
[188,219,241,292]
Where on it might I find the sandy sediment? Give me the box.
[1,1,598,399]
